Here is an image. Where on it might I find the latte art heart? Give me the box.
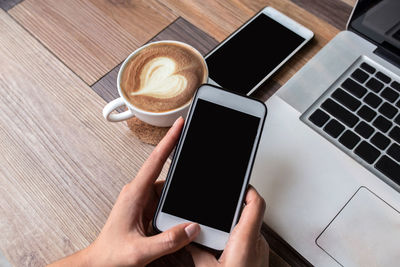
[130,57,188,99]
[121,42,207,113]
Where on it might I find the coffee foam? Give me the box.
[121,43,207,113]
[131,57,188,99]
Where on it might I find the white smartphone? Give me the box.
[206,6,314,95]
[154,84,267,251]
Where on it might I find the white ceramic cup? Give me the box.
[102,40,208,127]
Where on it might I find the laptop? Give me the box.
[250,0,400,266]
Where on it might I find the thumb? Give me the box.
[143,223,200,262]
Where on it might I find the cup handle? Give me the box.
[103,97,134,122]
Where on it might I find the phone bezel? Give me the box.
[153,84,267,251]
[205,6,314,95]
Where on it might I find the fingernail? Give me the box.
[185,223,200,239]
[173,116,182,127]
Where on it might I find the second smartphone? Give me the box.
[154,84,267,251]
[206,6,314,95]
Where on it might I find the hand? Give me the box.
[187,186,269,267]
[48,117,200,267]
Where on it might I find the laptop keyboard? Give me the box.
[303,59,400,188]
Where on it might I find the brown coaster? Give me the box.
[126,117,169,146]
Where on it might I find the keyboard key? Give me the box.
[371,132,390,150]
[342,78,367,98]
[388,143,400,162]
[355,141,380,164]
[355,121,374,138]
[360,62,375,74]
[375,72,391,84]
[395,114,400,125]
[397,99,400,108]
[391,81,400,92]
[366,78,384,93]
[339,130,360,149]
[321,99,359,127]
[351,69,369,83]
[389,126,400,143]
[331,89,361,111]
[357,105,377,122]
[381,87,399,103]
[323,119,345,138]
[375,156,400,185]
[373,115,392,133]
[309,109,330,127]
[364,92,382,108]
[378,102,398,119]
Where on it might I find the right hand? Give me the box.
[187,186,269,267]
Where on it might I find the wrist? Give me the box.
[79,246,94,267]
[83,242,105,267]
[47,246,95,267]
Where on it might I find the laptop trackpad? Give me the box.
[316,187,400,266]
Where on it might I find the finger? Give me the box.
[133,117,184,191]
[154,180,165,198]
[141,222,200,263]
[257,235,270,264]
[187,244,218,267]
[233,186,266,243]
[144,180,165,215]
[141,180,166,227]
[218,187,265,263]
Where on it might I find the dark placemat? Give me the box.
[0,0,24,11]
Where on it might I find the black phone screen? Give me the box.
[206,13,306,94]
[162,99,260,232]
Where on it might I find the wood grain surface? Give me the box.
[0,9,165,265]
[8,0,351,87]
[0,0,357,266]
[8,0,177,85]
[291,0,352,30]
[341,0,358,7]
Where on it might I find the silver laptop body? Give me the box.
[251,1,400,266]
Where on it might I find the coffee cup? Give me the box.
[103,40,208,127]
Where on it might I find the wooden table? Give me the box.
[0,0,356,266]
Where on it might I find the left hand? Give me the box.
[48,117,200,267]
